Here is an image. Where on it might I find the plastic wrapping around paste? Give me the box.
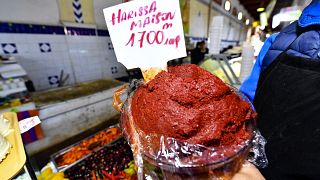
[118,80,268,179]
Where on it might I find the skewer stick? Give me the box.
[141,66,167,82]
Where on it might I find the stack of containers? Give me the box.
[239,42,255,82]
[209,16,224,54]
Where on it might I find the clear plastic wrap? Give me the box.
[114,81,268,180]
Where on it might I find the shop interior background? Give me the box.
[0,0,313,153]
[0,0,253,91]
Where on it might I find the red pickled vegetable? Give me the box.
[92,170,97,180]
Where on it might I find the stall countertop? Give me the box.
[32,79,124,107]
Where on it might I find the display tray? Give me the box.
[50,124,121,172]
[63,137,134,180]
[0,112,26,180]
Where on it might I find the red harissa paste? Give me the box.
[131,64,255,147]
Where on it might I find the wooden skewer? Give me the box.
[141,66,167,82]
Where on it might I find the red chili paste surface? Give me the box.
[131,64,254,147]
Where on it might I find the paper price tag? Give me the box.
[18,116,41,134]
[103,0,187,69]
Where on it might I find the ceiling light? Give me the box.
[238,12,243,20]
[246,19,250,25]
[224,0,231,11]
[257,7,265,12]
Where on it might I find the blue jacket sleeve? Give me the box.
[239,33,278,102]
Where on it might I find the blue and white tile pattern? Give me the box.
[39,43,51,53]
[1,43,18,54]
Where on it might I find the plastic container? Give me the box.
[114,84,258,180]
[0,113,26,180]
[142,144,250,179]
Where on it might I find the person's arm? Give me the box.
[232,162,265,180]
[239,33,278,102]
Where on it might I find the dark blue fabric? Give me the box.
[239,33,278,101]
[240,0,320,101]
[261,21,320,72]
[298,0,320,27]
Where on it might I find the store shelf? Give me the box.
[0,103,36,114]
[0,112,26,180]
[0,87,27,97]
[0,64,27,79]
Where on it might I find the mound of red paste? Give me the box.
[131,64,255,147]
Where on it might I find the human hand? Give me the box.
[231,161,265,180]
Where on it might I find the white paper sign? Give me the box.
[18,116,41,134]
[103,0,187,69]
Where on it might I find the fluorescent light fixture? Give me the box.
[238,12,243,20]
[257,7,265,12]
[245,19,250,25]
[260,12,268,27]
[224,0,231,11]
[272,8,302,28]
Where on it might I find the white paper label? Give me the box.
[18,116,41,134]
[103,0,187,69]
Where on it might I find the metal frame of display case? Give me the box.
[24,148,38,179]
[210,54,241,86]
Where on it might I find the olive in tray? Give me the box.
[64,138,136,180]
[54,127,122,168]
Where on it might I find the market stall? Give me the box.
[0,111,138,180]
[26,79,125,156]
[0,56,35,114]
[0,0,279,178]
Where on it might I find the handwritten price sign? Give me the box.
[103,0,186,69]
[18,116,41,134]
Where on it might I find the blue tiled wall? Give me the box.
[0,22,128,91]
[0,22,108,36]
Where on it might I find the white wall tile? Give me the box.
[0,32,124,90]
[25,35,38,44]
[50,42,68,52]
[0,45,3,54]
[50,35,67,43]
[32,43,44,53]
[16,43,30,53]
[11,34,28,44]
[28,70,48,90]
[0,33,12,42]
